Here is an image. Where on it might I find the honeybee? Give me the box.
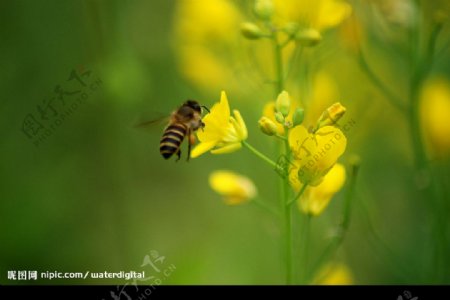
[158,100,208,161]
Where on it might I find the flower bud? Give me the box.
[275,111,285,124]
[241,22,263,40]
[284,22,300,36]
[316,102,347,128]
[258,116,278,136]
[296,28,322,47]
[292,107,305,126]
[276,91,291,117]
[254,0,274,21]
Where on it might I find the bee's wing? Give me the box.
[133,114,171,132]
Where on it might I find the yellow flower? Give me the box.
[191,91,247,158]
[289,125,347,186]
[313,262,354,285]
[209,170,257,205]
[273,0,352,32]
[297,164,346,216]
[420,77,450,159]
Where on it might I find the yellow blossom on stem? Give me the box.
[209,170,257,205]
[289,125,347,186]
[191,91,247,158]
[420,77,450,159]
[297,164,346,216]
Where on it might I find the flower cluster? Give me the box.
[175,0,354,285]
[268,91,348,215]
[194,89,348,216]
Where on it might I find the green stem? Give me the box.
[242,141,278,170]
[287,182,308,206]
[404,13,445,283]
[272,28,299,285]
[284,189,293,284]
[272,30,291,284]
[273,35,285,96]
[282,124,293,284]
[275,134,287,141]
[299,214,311,284]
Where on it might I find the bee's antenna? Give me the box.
[201,106,210,113]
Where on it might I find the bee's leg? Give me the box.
[176,149,181,162]
[200,121,205,132]
[187,128,195,162]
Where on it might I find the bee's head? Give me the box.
[184,100,201,113]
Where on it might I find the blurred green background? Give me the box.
[1,0,449,285]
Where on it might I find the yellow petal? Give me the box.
[232,110,248,140]
[197,117,228,142]
[290,125,346,185]
[289,125,310,155]
[209,170,257,205]
[217,91,231,123]
[210,142,242,154]
[313,126,347,172]
[191,140,218,158]
[298,163,346,216]
[288,163,301,191]
[197,91,234,143]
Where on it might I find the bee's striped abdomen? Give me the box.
[160,123,187,159]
